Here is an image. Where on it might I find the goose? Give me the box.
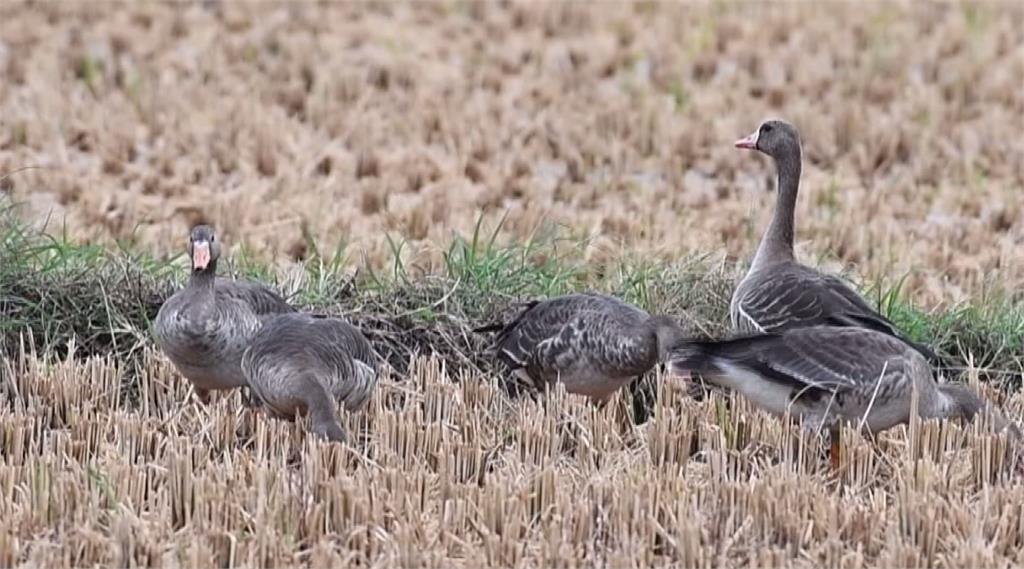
[154,224,295,402]
[242,312,379,442]
[731,120,935,360]
[477,293,687,403]
[670,326,1021,465]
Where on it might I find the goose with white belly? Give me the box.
[670,326,1020,468]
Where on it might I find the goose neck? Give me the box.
[647,316,686,361]
[750,147,801,272]
[935,383,983,420]
[187,260,218,296]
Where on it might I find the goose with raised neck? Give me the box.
[729,120,937,362]
[743,120,802,272]
[154,224,296,403]
[476,293,688,404]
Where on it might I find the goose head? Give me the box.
[648,315,688,362]
[188,224,221,274]
[939,383,1023,442]
[735,119,801,162]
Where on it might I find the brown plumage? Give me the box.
[480,293,686,403]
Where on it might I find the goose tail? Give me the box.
[472,300,542,335]
[667,340,726,377]
[472,322,507,334]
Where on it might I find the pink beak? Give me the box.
[192,241,211,270]
[734,129,759,150]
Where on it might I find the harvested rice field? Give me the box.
[1,2,1024,302]
[3,2,1024,568]
[3,348,1024,568]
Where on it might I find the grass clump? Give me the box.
[1,205,1023,400]
[871,275,1024,386]
[0,205,170,369]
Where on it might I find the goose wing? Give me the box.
[488,293,647,371]
[526,305,657,384]
[671,326,912,395]
[817,280,939,361]
[244,313,379,410]
[735,267,878,332]
[304,315,379,409]
[306,313,380,370]
[734,265,936,361]
[216,278,296,316]
[247,313,376,366]
[813,273,904,331]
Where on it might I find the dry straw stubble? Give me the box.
[4,1,1024,567]
[2,345,1024,568]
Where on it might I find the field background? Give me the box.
[3,2,1024,568]
[2,2,1024,302]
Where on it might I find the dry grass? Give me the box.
[2,345,1024,568]
[5,3,1024,567]
[1,2,1023,304]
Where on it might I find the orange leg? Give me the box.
[829,427,841,473]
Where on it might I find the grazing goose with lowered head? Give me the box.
[242,312,379,442]
[670,326,1020,463]
[477,293,686,403]
[154,225,296,402]
[731,120,935,360]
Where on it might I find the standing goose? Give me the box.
[154,225,296,402]
[242,312,379,442]
[731,120,935,360]
[477,293,686,403]
[670,326,1020,464]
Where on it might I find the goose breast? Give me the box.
[155,278,295,391]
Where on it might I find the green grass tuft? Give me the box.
[1,201,1022,401]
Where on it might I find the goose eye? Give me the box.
[762,124,773,134]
